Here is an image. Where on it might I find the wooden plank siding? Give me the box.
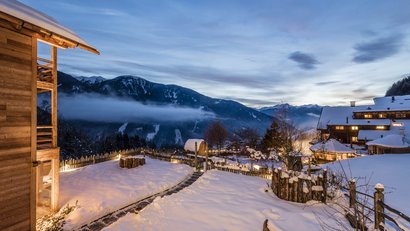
[0,27,34,230]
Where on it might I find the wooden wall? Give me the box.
[0,27,35,230]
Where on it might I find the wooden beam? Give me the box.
[36,81,53,91]
[30,36,37,231]
[51,47,57,148]
[51,153,59,212]
[36,148,59,162]
[0,12,99,54]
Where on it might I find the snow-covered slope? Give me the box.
[326,154,410,217]
[104,170,349,231]
[59,157,193,229]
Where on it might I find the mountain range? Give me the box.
[40,72,323,147]
[49,72,275,147]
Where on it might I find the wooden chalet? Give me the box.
[316,95,410,155]
[0,1,98,230]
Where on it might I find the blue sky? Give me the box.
[21,0,410,107]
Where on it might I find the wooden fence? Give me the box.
[60,148,147,171]
[343,180,410,231]
[214,166,272,180]
[271,167,328,203]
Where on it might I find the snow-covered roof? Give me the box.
[310,139,355,153]
[317,106,391,129]
[366,134,410,148]
[184,139,205,152]
[0,0,98,54]
[358,130,394,141]
[354,95,410,112]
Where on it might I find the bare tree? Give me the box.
[235,127,260,148]
[205,121,229,152]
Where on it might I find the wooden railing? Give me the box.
[59,149,146,171]
[37,57,54,83]
[37,126,53,150]
[342,180,410,230]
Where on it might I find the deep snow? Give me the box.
[104,170,350,231]
[59,157,193,229]
[326,154,410,216]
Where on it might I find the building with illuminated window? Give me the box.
[316,95,410,155]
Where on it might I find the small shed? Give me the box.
[310,139,356,162]
[184,139,207,155]
[366,134,410,154]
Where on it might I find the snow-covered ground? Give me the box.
[326,154,410,216]
[104,170,350,231]
[59,157,193,229]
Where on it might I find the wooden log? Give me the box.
[348,180,356,208]
[276,168,282,198]
[322,169,327,203]
[292,177,298,202]
[306,177,312,202]
[374,183,385,230]
[297,177,304,203]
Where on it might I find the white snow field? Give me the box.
[326,154,410,224]
[104,170,350,231]
[59,157,193,229]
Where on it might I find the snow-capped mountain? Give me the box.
[74,76,106,85]
[258,103,322,129]
[55,72,273,147]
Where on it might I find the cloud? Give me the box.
[288,51,320,70]
[352,34,404,63]
[315,81,339,86]
[58,94,215,122]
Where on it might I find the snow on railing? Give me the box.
[342,180,410,231]
[59,148,149,171]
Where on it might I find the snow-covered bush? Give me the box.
[36,201,78,231]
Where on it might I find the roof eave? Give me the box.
[0,11,100,55]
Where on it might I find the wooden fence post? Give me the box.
[271,167,275,192]
[277,168,282,198]
[374,183,385,230]
[322,169,327,203]
[348,179,356,208]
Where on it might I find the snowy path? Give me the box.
[104,170,350,231]
[59,157,193,230]
[78,171,203,231]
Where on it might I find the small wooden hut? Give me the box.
[367,134,410,154]
[310,139,356,163]
[0,1,98,230]
[184,139,207,155]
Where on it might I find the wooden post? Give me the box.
[348,179,356,208]
[297,177,303,203]
[51,46,57,148]
[308,157,311,176]
[292,178,298,202]
[277,168,282,197]
[271,167,275,191]
[194,142,198,170]
[283,174,289,200]
[306,177,312,202]
[322,169,327,203]
[374,183,385,230]
[205,142,209,172]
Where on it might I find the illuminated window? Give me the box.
[392,122,404,127]
[376,125,385,130]
[364,114,373,118]
[351,126,359,131]
[396,113,406,119]
[335,126,344,130]
[351,137,358,142]
[378,113,386,118]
